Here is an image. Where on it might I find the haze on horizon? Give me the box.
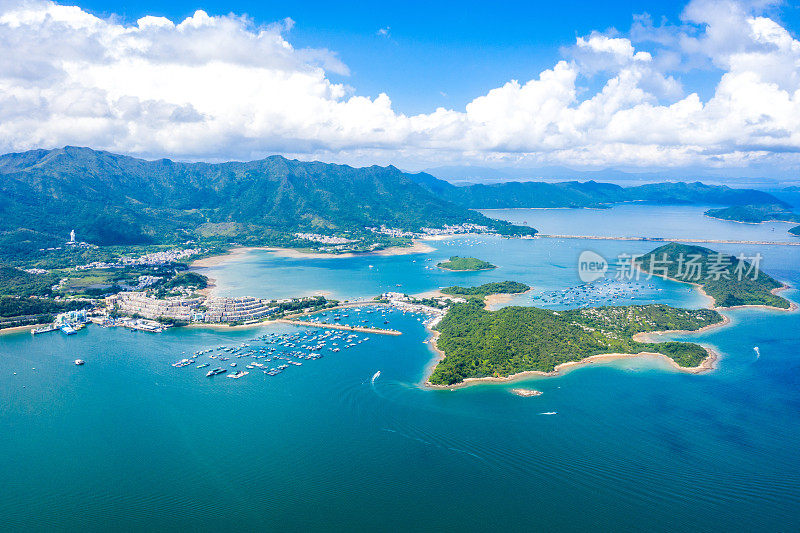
[2,0,800,180]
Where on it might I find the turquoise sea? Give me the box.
[2,205,800,531]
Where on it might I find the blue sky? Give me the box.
[68,0,732,113]
[2,0,800,174]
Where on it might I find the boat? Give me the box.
[74,359,85,365]
[60,325,77,335]
[171,359,193,368]
[227,371,249,379]
[31,324,58,335]
[371,370,380,383]
[754,346,760,359]
[206,367,226,377]
[197,363,210,368]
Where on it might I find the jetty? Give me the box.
[275,318,402,336]
[537,234,800,246]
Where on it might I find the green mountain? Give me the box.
[430,301,722,385]
[410,174,788,209]
[636,243,790,309]
[704,204,800,224]
[0,147,533,252]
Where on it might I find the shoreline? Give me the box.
[703,214,800,226]
[421,301,735,391]
[0,323,49,335]
[423,348,722,391]
[191,240,435,268]
[647,267,798,312]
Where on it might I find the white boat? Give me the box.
[74,359,85,365]
[371,370,381,383]
[754,346,760,359]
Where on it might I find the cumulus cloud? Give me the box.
[1,0,800,171]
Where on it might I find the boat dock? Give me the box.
[275,319,402,336]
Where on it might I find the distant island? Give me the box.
[428,301,723,386]
[437,256,497,271]
[637,243,792,309]
[705,204,800,224]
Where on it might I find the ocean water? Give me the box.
[2,205,800,532]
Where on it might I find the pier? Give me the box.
[537,234,800,246]
[275,318,402,336]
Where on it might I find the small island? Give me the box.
[437,256,497,271]
[704,204,800,224]
[440,281,530,299]
[636,243,792,309]
[428,300,723,386]
[510,388,543,397]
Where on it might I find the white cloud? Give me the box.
[1,0,800,172]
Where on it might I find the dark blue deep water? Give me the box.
[2,206,799,531]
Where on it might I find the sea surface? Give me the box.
[2,205,800,532]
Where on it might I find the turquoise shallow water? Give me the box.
[2,205,800,531]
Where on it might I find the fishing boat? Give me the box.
[206,367,226,377]
[74,359,85,365]
[171,359,193,368]
[227,370,249,379]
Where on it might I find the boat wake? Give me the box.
[754,346,760,360]
[371,370,381,383]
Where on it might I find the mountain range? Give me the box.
[0,147,792,255]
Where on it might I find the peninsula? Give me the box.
[437,256,497,271]
[704,204,800,225]
[636,242,792,309]
[428,301,723,386]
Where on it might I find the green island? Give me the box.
[437,256,497,271]
[636,243,791,309]
[704,204,800,224]
[429,301,723,385]
[440,281,530,299]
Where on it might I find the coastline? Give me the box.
[421,307,733,391]
[190,240,435,297]
[0,323,49,335]
[191,240,435,267]
[648,268,798,312]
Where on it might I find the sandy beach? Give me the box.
[422,302,733,390]
[0,323,49,335]
[192,240,436,267]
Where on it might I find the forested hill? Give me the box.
[409,173,788,209]
[0,147,531,248]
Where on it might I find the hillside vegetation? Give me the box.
[437,256,497,271]
[440,281,530,298]
[430,302,722,385]
[410,174,789,209]
[636,243,790,309]
[0,147,533,257]
[705,204,800,224]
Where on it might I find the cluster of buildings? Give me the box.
[367,223,492,239]
[75,248,203,271]
[105,292,279,324]
[106,292,205,322]
[294,233,354,244]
